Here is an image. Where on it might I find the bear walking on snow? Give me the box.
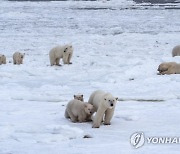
[49,44,73,66]
[13,52,25,65]
[157,62,180,75]
[88,90,118,128]
[172,45,180,57]
[74,94,84,102]
[65,99,95,123]
[0,54,6,65]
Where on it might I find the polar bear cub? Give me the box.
[157,62,180,75]
[49,44,73,66]
[88,90,118,128]
[65,99,95,123]
[74,94,84,102]
[13,52,25,65]
[0,54,6,65]
[172,45,180,57]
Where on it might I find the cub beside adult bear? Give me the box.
[65,99,95,123]
[49,44,73,66]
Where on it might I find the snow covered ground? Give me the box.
[0,0,180,153]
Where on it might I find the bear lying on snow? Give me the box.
[157,62,180,75]
[172,45,180,57]
[0,54,6,65]
[88,90,118,128]
[65,99,95,123]
[49,44,73,66]
[13,52,25,65]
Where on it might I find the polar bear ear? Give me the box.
[115,97,118,101]
[81,95,83,97]
[104,98,106,101]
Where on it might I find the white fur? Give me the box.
[157,62,180,75]
[88,90,118,128]
[49,44,73,66]
[13,52,25,65]
[74,94,84,102]
[65,99,95,123]
[172,45,180,57]
[0,54,6,65]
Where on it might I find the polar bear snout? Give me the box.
[109,100,114,107]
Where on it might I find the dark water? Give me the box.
[134,0,179,3]
[6,0,180,3]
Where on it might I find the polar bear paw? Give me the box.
[104,122,111,125]
[92,123,100,128]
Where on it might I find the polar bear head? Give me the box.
[158,62,176,73]
[103,94,118,109]
[84,103,95,115]
[63,44,73,64]
[74,94,84,102]
[20,53,25,59]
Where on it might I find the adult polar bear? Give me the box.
[49,44,73,66]
[88,90,118,128]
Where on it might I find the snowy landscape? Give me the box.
[0,0,180,153]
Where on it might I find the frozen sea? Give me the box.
[0,0,180,153]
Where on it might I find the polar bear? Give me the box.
[157,62,180,75]
[0,54,6,65]
[172,45,180,57]
[49,44,73,66]
[13,52,25,65]
[88,90,118,128]
[74,94,84,102]
[65,99,95,123]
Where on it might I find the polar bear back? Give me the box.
[67,99,85,116]
[172,45,180,57]
[49,45,64,59]
[88,90,104,110]
[88,90,113,111]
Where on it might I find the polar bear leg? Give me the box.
[78,115,85,123]
[68,110,77,122]
[55,58,61,66]
[68,53,72,64]
[161,68,175,75]
[49,56,55,66]
[104,108,114,125]
[92,107,106,128]
[161,70,174,75]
